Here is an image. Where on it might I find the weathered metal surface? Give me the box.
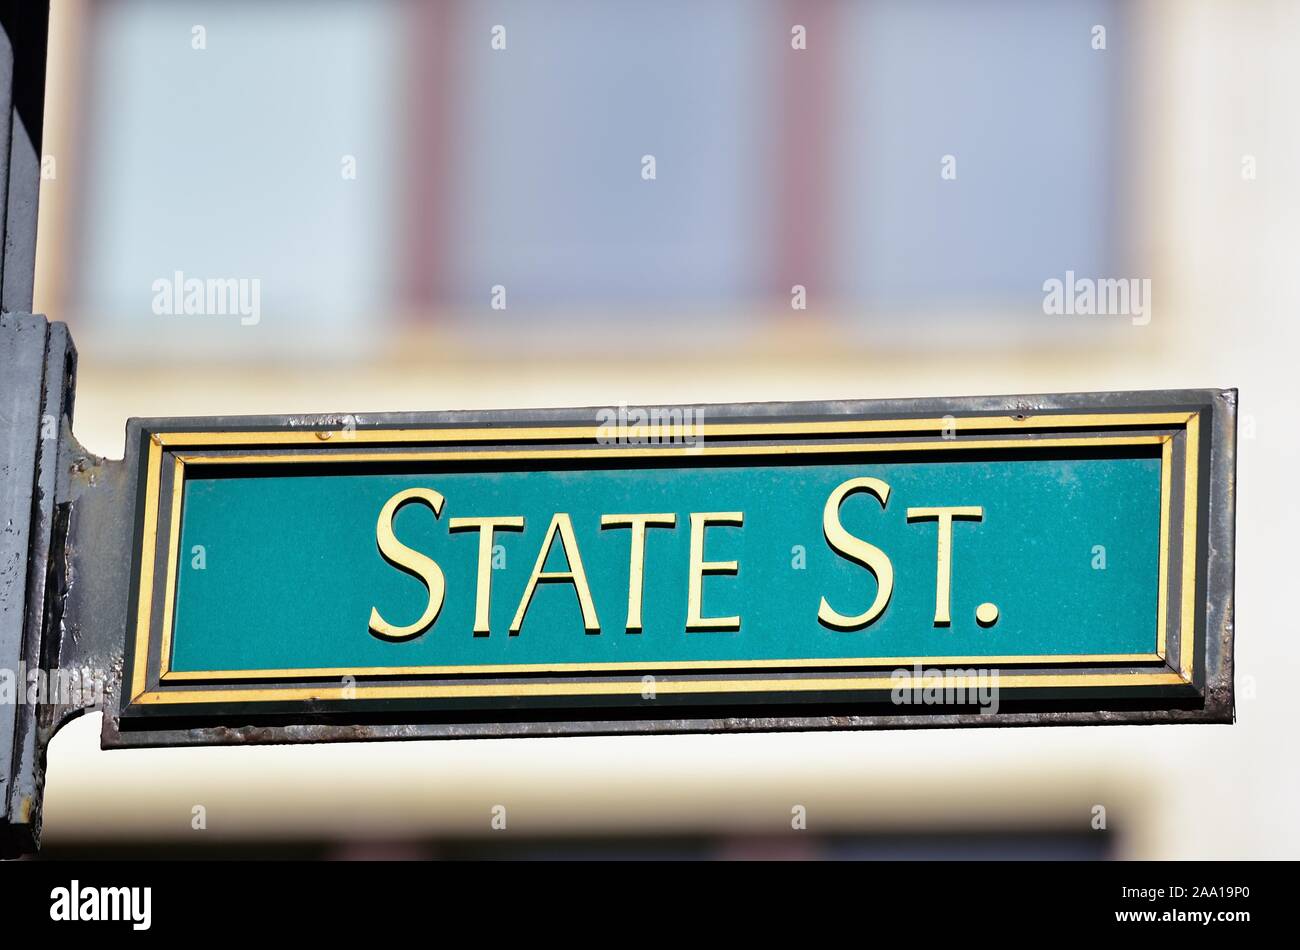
[0,315,75,857]
[0,2,49,312]
[0,2,54,857]
[0,314,47,855]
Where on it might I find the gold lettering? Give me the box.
[369,488,446,640]
[818,477,894,630]
[601,513,677,632]
[448,515,525,636]
[509,513,601,634]
[686,512,743,631]
[906,506,984,624]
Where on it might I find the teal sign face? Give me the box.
[170,457,1161,676]
[119,400,1221,724]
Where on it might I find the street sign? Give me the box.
[133,420,1184,708]
[111,389,1233,728]
[0,318,1239,855]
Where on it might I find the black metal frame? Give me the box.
[88,390,1235,746]
[0,1,49,313]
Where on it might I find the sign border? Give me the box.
[118,405,1210,716]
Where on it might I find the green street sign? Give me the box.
[114,395,1232,724]
[165,455,1157,679]
[156,446,1163,697]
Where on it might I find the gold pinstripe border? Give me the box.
[127,437,162,701]
[126,414,1200,706]
[1179,413,1200,679]
[1157,437,1173,659]
[159,436,1170,681]
[151,411,1195,448]
[174,435,1171,467]
[135,671,1191,706]
[159,653,1165,682]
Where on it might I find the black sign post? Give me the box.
[0,1,62,857]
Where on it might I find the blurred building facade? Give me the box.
[26,0,1299,858]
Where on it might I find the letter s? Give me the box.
[818,477,894,629]
[369,488,446,639]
